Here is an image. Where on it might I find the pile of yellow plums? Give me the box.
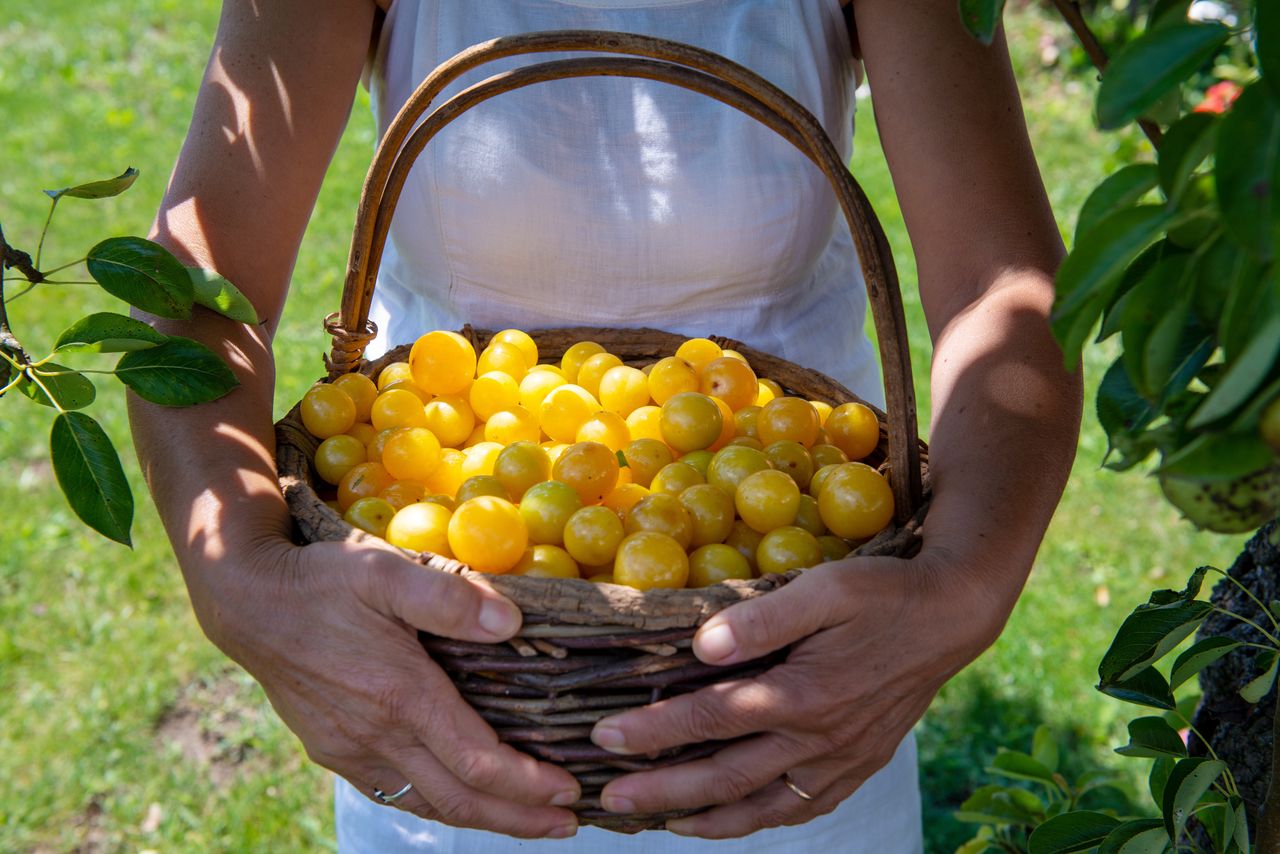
[300,330,893,590]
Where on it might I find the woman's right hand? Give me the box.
[199,534,581,839]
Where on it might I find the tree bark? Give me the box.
[1189,521,1280,846]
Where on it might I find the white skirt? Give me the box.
[334,730,922,853]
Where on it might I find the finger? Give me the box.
[665,764,856,839]
[363,750,579,840]
[598,733,801,814]
[690,565,856,666]
[335,540,524,642]
[591,672,794,755]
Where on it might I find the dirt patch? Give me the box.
[154,668,271,788]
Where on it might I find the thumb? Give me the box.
[338,541,523,642]
[692,566,850,666]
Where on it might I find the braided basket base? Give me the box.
[277,327,929,832]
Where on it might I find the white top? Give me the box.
[345,1,920,851]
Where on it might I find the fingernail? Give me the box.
[551,789,579,807]
[696,622,738,663]
[591,724,631,754]
[603,794,636,814]
[666,818,696,835]
[549,823,578,839]
[478,599,519,637]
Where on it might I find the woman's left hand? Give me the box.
[589,547,1012,838]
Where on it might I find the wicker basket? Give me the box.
[275,31,930,833]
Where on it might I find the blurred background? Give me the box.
[0,0,1243,850]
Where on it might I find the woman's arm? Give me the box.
[130,0,579,838]
[586,0,1083,836]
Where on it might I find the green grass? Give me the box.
[0,2,1242,852]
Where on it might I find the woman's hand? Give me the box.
[587,548,1006,838]
[201,534,582,839]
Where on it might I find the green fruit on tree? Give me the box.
[1159,465,1280,533]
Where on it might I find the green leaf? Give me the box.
[1032,725,1060,774]
[1075,164,1161,245]
[1240,649,1279,704]
[86,237,194,320]
[1161,757,1227,840]
[1054,205,1175,368]
[17,364,96,410]
[49,411,133,546]
[1100,666,1177,710]
[53,312,167,354]
[1271,600,1280,621]
[1098,599,1213,683]
[1216,82,1280,260]
[44,166,138,201]
[1189,312,1280,427]
[958,0,1005,45]
[955,784,1045,826]
[1197,236,1261,340]
[1158,431,1276,482]
[1115,716,1187,759]
[1150,757,1176,806]
[955,837,996,854]
[1162,691,1201,728]
[1230,796,1250,853]
[987,749,1058,786]
[187,268,259,324]
[114,337,239,406]
[1217,257,1274,362]
[1141,294,1194,400]
[1147,0,1189,30]
[1112,254,1199,400]
[1028,811,1121,854]
[1097,22,1230,130]
[1148,566,1208,606]
[1097,819,1169,854]
[1158,113,1218,202]
[1170,636,1242,689]
[1258,0,1280,103]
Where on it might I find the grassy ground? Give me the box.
[0,2,1241,852]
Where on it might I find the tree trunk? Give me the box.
[1189,520,1279,844]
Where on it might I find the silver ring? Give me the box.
[374,781,414,804]
[781,772,815,801]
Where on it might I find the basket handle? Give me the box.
[326,31,923,521]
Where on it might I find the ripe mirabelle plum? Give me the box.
[463,421,488,450]
[756,526,822,574]
[793,494,827,537]
[376,361,414,391]
[424,448,466,496]
[423,395,475,447]
[576,411,630,452]
[381,379,431,403]
[371,388,429,432]
[476,341,530,380]
[447,496,528,573]
[764,440,815,491]
[706,445,769,496]
[735,469,801,533]
[337,461,394,511]
[366,427,402,463]
[809,463,842,499]
[647,357,699,405]
[754,380,777,407]
[614,532,689,590]
[469,371,521,421]
[621,438,674,488]
[344,496,396,537]
[519,367,568,412]
[493,441,551,500]
[380,481,425,510]
[721,349,748,363]
[817,462,895,539]
[301,384,357,438]
[491,328,539,365]
[345,422,378,447]
[460,442,504,479]
[602,483,649,517]
[560,340,606,383]
[484,406,540,445]
[540,384,600,444]
[420,493,457,511]
[563,506,626,566]
[810,400,834,425]
[456,475,510,503]
[381,427,442,482]
[817,535,853,562]
[810,443,849,469]
[385,501,452,556]
[675,337,723,374]
[511,544,579,579]
[679,483,736,547]
[409,330,476,395]
[700,356,758,411]
[520,480,583,545]
[577,353,624,398]
[733,405,761,439]
[332,372,378,423]
[728,436,764,451]
[688,543,753,587]
[625,405,665,442]
[623,493,694,549]
[659,392,723,453]
[599,366,650,417]
[679,450,714,479]
[724,520,764,573]
[708,397,736,452]
[314,434,368,485]
[757,397,821,449]
[552,441,619,505]
[649,462,705,496]
[825,402,880,461]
